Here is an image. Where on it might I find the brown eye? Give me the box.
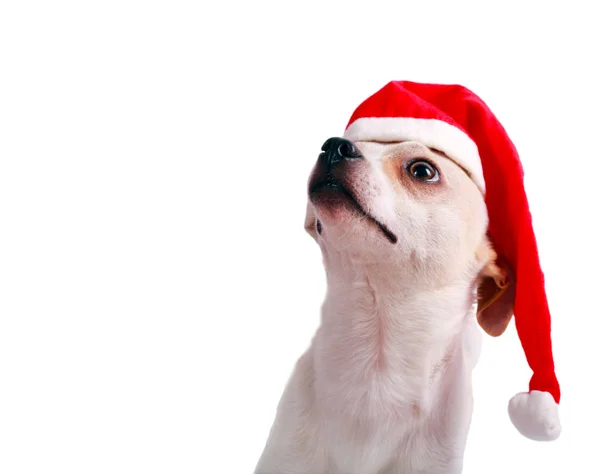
[408,160,440,182]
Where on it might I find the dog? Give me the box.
[254,136,514,474]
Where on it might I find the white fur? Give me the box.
[255,141,491,474]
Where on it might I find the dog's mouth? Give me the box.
[309,179,398,244]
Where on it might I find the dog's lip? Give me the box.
[309,179,398,244]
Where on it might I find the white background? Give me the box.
[1,1,598,473]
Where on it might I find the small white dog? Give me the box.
[254,81,561,474]
[254,138,510,474]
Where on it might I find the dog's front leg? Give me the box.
[254,351,326,474]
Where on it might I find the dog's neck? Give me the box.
[314,253,477,420]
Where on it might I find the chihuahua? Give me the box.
[254,136,513,474]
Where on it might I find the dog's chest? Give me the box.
[323,416,456,474]
[312,331,473,473]
[323,417,408,474]
[315,363,434,473]
[314,326,434,420]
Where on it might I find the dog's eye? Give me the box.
[408,161,440,182]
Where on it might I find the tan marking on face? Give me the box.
[382,143,483,221]
[381,142,448,201]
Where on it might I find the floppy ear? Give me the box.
[304,202,318,241]
[476,240,515,337]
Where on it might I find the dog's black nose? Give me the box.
[320,137,362,167]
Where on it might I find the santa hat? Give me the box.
[343,81,561,441]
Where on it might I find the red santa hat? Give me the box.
[344,81,561,441]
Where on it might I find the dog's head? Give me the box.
[305,137,513,335]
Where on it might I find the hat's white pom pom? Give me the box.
[508,390,561,441]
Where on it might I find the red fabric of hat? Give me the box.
[343,81,561,441]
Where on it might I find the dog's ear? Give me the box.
[304,202,318,241]
[475,239,515,337]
